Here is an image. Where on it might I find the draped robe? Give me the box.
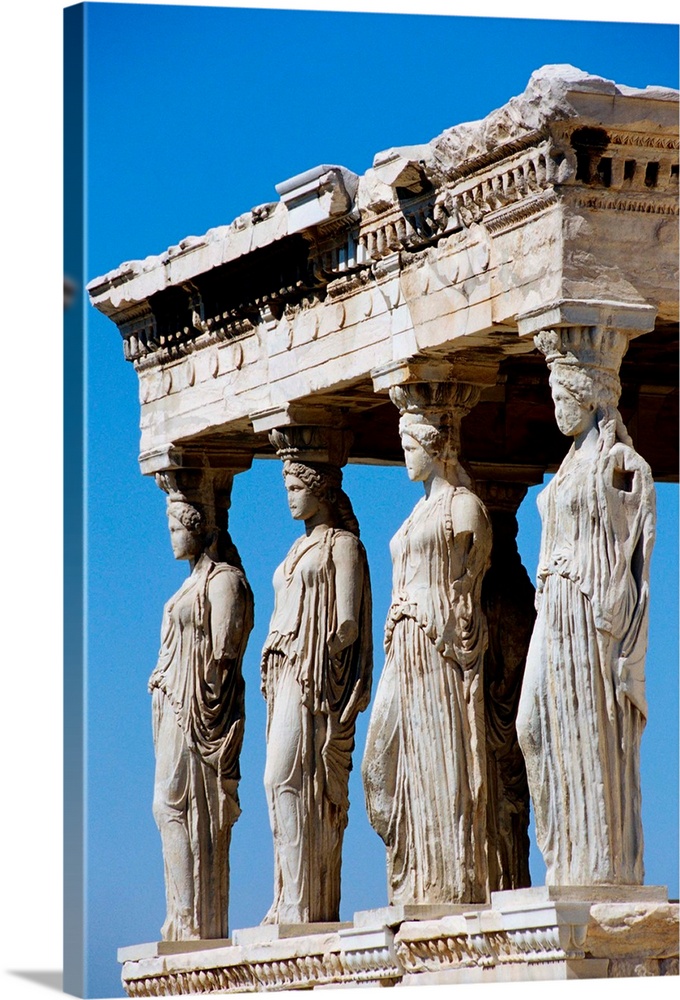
[149,552,253,939]
[261,528,372,923]
[363,486,492,904]
[517,438,655,885]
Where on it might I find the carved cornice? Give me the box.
[484,191,558,233]
[394,920,589,975]
[111,129,674,369]
[571,193,678,215]
[607,131,678,151]
[434,128,551,185]
[554,123,679,152]
[90,71,678,373]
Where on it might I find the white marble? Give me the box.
[363,381,492,905]
[262,454,372,923]
[275,164,359,234]
[87,68,678,462]
[150,475,253,940]
[119,894,679,995]
[517,326,656,886]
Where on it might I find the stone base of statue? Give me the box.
[119,888,678,996]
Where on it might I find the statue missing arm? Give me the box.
[517,328,655,886]
[362,384,492,905]
[261,458,372,924]
[150,475,253,940]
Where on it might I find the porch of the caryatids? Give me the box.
[143,445,255,941]
[362,359,496,906]
[516,303,657,887]
[253,414,373,924]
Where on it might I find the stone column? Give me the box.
[142,444,254,941]
[253,414,373,925]
[516,303,657,886]
[475,479,535,893]
[363,359,495,906]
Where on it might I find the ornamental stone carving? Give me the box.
[362,378,492,905]
[150,469,254,940]
[261,426,373,923]
[517,324,656,885]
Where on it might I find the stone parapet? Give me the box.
[119,890,678,995]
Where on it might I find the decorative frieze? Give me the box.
[571,192,678,215]
[337,926,402,983]
[91,68,678,373]
[125,965,256,996]
[119,894,678,995]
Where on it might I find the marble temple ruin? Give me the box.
[88,65,679,993]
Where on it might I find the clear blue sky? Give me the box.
[77,5,678,997]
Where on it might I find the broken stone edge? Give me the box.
[119,896,679,995]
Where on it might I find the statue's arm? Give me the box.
[208,569,248,661]
[328,534,364,657]
[450,491,492,584]
[443,492,492,668]
[600,444,656,634]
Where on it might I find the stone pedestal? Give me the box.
[119,888,678,995]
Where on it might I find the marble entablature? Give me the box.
[89,64,678,480]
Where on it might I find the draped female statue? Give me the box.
[517,328,656,885]
[362,383,492,905]
[149,480,253,939]
[262,459,372,923]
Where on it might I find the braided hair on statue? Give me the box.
[283,460,360,537]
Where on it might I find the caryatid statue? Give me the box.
[517,326,656,886]
[362,382,493,905]
[261,427,373,924]
[149,470,254,940]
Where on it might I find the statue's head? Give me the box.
[166,499,207,561]
[399,414,453,482]
[281,460,359,535]
[537,327,624,440]
[390,382,477,488]
[282,462,339,520]
[548,363,620,439]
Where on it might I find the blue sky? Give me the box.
[70,4,679,997]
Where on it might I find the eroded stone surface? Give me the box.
[261,428,372,923]
[149,471,254,941]
[87,66,678,476]
[363,378,492,905]
[517,326,656,886]
[586,902,679,958]
[119,897,679,995]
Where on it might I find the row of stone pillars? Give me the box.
[147,315,654,940]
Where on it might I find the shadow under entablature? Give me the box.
[161,323,677,484]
